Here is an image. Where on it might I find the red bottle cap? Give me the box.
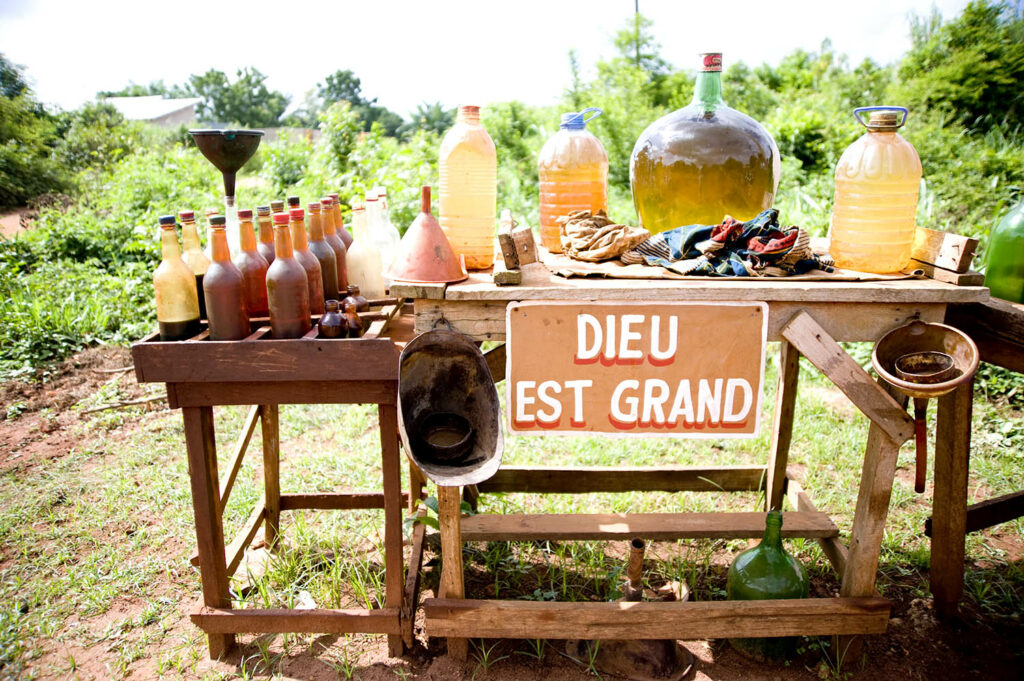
[178,210,195,221]
[307,202,320,213]
[320,196,334,206]
[238,208,253,219]
[289,207,305,221]
[273,212,290,225]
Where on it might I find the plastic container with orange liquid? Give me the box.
[830,106,922,273]
[537,108,609,253]
[439,105,496,270]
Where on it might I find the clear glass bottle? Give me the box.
[345,204,387,298]
[830,106,922,273]
[365,191,400,275]
[179,210,211,319]
[538,108,609,253]
[204,220,251,340]
[726,510,809,661]
[288,208,325,315]
[320,196,349,291]
[256,205,276,266]
[984,199,1024,303]
[153,216,201,341]
[266,213,311,338]
[439,105,497,270]
[631,52,780,233]
[233,208,270,318]
[306,201,340,302]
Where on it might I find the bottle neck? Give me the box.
[181,221,203,252]
[160,227,182,260]
[274,224,294,259]
[239,219,258,252]
[290,219,309,251]
[309,212,325,241]
[353,210,366,240]
[761,511,783,549]
[691,70,724,112]
[322,206,337,235]
[210,227,231,262]
[457,106,480,125]
[258,217,274,244]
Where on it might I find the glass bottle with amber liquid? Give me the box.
[306,202,339,301]
[328,192,353,247]
[256,205,276,266]
[204,219,251,340]
[154,215,201,341]
[318,299,346,338]
[288,208,325,315]
[180,210,211,318]
[266,213,311,338]
[233,209,270,318]
[320,196,349,292]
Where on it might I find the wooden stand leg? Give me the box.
[182,406,236,659]
[438,485,468,661]
[767,341,800,510]
[379,404,405,657]
[836,385,907,666]
[930,380,973,619]
[409,459,427,514]
[259,404,280,547]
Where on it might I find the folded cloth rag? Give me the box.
[620,209,834,276]
[558,209,651,262]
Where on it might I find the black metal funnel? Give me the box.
[189,129,263,199]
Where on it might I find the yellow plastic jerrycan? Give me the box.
[537,108,609,253]
[830,106,922,273]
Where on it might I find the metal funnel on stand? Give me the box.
[189,129,263,200]
[388,186,468,284]
[872,320,979,492]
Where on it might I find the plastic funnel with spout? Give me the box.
[189,129,264,199]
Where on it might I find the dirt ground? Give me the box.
[1,347,1022,680]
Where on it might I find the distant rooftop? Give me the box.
[104,95,203,121]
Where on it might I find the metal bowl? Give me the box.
[894,351,958,385]
[872,320,979,399]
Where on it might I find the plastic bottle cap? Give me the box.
[320,196,334,206]
[328,193,340,201]
[178,210,195,222]
[271,200,285,212]
[210,215,226,226]
[159,215,177,226]
[204,208,218,217]
[273,212,289,225]
[256,205,271,216]
[289,207,305,220]
[287,196,300,206]
[700,52,723,72]
[560,107,602,130]
[238,209,253,219]
[307,202,321,213]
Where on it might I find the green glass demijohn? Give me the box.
[984,199,1024,304]
[726,510,809,661]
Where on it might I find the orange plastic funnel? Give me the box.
[389,186,468,284]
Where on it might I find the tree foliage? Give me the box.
[188,67,289,127]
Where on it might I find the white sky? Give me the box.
[1,0,969,117]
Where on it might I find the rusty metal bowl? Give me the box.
[872,320,979,399]
[894,351,957,385]
[398,325,502,486]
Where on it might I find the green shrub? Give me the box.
[261,132,312,196]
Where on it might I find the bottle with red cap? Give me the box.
[233,209,270,317]
[288,207,325,315]
[328,192,353,247]
[179,210,211,319]
[266,212,311,338]
[306,202,339,302]
[320,196,348,292]
[256,205,275,266]
[204,217,251,340]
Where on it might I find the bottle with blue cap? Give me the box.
[537,107,609,253]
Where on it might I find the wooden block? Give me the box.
[945,299,1024,374]
[476,465,768,494]
[780,311,915,444]
[498,211,520,270]
[511,226,538,266]
[911,227,978,273]
[492,256,522,286]
[483,344,506,383]
[423,597,891,640]
[458,511,838,542]
[191,606,402,635]
[911,260,985,286]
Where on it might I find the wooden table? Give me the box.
[131,303,424,659]
[392,272,989,658]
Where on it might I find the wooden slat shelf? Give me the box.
[477,465,768,494]
[192,606,402,635]
[459,510,838,542]
[423,597,891,640]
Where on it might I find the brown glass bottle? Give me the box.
[154,215,201,340]
[233,209,270,318]
[180,210,211,319]
[318,299,346,338]
[306,202,340,301]
[320,196,349,292]
[343,284,370,312]
[343,300,364,338]
[204,219,251,340]
[255,205,275,266]
[288,207,325,315]
[329,192,353,248]
[266,213,311,338]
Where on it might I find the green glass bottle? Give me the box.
[984,199,1024,304]
[726,510,809,661]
